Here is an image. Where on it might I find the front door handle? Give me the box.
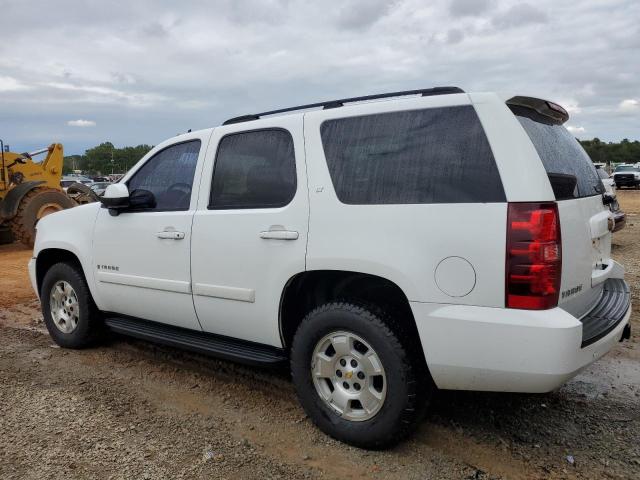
[156,230,185,240]
[260,228,299,240]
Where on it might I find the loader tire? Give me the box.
[9,187,76,247]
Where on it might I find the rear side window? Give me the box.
[320,106,505,204]
[515,113,604,200]
[209,129,296,209]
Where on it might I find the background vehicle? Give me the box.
[29,88,632,449]
[89,182,111,196]
[0,142,76,245]
[595,166,615,193]
[596,166,625,232]
[612,164,640,188]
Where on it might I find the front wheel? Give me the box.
[290,302,429,449]
[41,262,102,348]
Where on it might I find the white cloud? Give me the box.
[67,119,96,127]
[492,3,548,28]
[0,0,639,154]
[0,76,30,92]
[560,102,582,115]
[618,99,639,112]
[566,125,585,134]
[449,0,494,17]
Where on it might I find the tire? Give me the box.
[9,187,76,247]
[290,302,430,449]
[0,226,13,245]
[41,262,102,348]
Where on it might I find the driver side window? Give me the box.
[127,140,201,211]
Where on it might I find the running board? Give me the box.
[104,316,287,366]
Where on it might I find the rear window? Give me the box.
[320,105,505,204]
[515,112,604,200]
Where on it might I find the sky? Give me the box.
[1,0,638,155]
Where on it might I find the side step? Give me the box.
[104,316,288,367]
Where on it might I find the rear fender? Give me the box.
[0,181,45,221]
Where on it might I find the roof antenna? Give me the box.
[187,129,192,133]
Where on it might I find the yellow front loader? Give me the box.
[0,142,76,246]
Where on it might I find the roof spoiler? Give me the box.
[506,96,569,125]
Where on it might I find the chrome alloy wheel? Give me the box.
[311,331,387,421]
[49,280,80,334]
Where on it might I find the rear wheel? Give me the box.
[291,302,430,449]
[41,262,102,348]
[9,187,76,247]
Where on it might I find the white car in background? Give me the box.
[89,182,112,197]
[595,166,615,194]
[595,167,626,232]
[612,164,640,189]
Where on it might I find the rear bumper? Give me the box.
[580,278,630,346]
[412,290,631,393]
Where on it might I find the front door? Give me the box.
[93,134,208,330]
[191,116,308,346]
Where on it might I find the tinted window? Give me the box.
[210,129,296,209]
[127,140,200,211]
[515,114,604,199]
[320,106,505,204]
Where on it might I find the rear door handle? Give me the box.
[156,230,185,240]
[260,229,299,240]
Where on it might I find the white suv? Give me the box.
[29,88,632,448]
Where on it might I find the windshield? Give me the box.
[514,113,604,200]
[596,168,610,179]
[615,166,639,172]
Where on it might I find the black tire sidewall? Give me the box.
[41,262,97,348]
[291,303,418,449]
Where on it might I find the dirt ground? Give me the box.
[0,192,639,480]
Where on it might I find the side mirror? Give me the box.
[100,184,129,215]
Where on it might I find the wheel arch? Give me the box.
[36,248,90,298]
[279,270,425,361]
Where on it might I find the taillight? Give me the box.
[506,202,561,310]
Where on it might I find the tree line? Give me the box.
[579,138,640,166]
[64,138,640,176]
[63,142,153,175]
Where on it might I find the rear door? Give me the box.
[190,115,308,347]
[514,112,611,316]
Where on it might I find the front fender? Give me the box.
[34,203,103,307]
[0,181,45,221]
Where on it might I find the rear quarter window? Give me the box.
[320,105,505,205]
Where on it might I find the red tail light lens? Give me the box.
[506,202,561,310]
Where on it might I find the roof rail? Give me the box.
[222,86,465,125]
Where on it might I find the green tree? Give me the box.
[63,143,153,176]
